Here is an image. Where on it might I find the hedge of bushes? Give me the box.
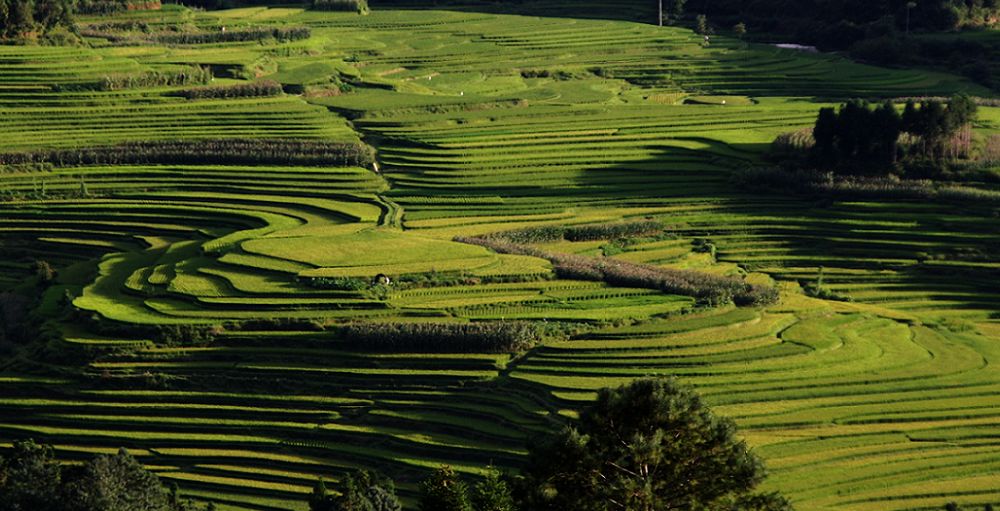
[312,0,368,12]
[338,321,538,354]
[94,66,212,91]
[457,236,779,307]
[0,139,376,168]
[75,0,159,14]
[732,167,1000,203]
[155,26,311,45]
[479,220,664,245]
[178,80,282,100]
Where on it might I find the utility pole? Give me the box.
[658,0,663,26]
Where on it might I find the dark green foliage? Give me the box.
[75,0,158,15]
[419,466,473,511]
[0,292,32,345]
[800,96,978,176]
[701,0,999,88]
[321,470,402,511]
[178,80,282,100]
[0,441,210,511]
[312,0,367,13]
[307,276,371,291]
[155,324,218,346]
[0,439,62,511]
[310,479,334,511]
[472,468,516,511]
[95,67,212,91]
[62,448,171,511]
[479,220,663,245]
[702,0,999,42]
[0,0,74,41]
[0,139,376,168]
[339,321,538,354]
[808,99,900,173]
[155,26,310,45]
[519,377,788,511]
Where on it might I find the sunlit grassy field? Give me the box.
[0,3,998,510]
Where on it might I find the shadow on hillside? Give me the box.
[569,144,1000,316]
[370,0,658,24]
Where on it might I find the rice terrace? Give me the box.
[0,0,999,509]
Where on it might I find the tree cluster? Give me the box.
[0,440,212,511]
[312,0,368,13]
[480,220,665,245]
[311,377,791,511]
[659,0,688,25]
[519,378,791,511]
[808,96,977,175]
[310,470,402,511]
[96,67,213,91]
[701,0,998,39]
[697,0,999,88]
[154,26,310,45]
[178,80,283,100]
[0,0,74,41]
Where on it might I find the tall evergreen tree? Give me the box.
[0,439,62,511]
[62,448,171,511]
[519,377,790,511]
[419,466,473,511]
[472,467,516,511]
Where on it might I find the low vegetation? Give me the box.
[339,321,539,354]
[0,139,375,167]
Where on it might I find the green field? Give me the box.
[1,3,998,511]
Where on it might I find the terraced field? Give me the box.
[0,3,998,511]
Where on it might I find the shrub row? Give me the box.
[312,0,368,12]
[96,66,212,91]
[178,80,282,100]
[83,20,150,32]
[0,139,376,168]
[304,271,547,291]
[732,167,1000,203]
[75,0,159,14]
[338,321,538,354]
[456,236,779,307]
[155,26,311,45]
[480,220,664,245]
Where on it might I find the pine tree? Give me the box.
[419,466,472,511]
[471,467,515,511]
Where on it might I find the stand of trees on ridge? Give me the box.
[311,378,793,511]
[694,0,999,88]
[0,441,213,511]
[0,0,75,42]
[773,96,979,177]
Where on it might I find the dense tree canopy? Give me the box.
[0,441,211,511]
[808,96,977,175]
[0,0,75,40]
[310,470,402,511]
[518,377,791,511]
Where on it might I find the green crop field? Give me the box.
[0,2,998,510]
